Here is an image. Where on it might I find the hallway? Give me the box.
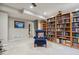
[3,38,79,55]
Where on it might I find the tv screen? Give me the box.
[14,21,25,28]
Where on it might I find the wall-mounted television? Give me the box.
[14,21,25,28]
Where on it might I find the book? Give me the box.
[73,18,77,22]
[72,27,76,31]
[78,38,79,43]
[73,38,78,43]
[77,17,79,22]
[65,32,70,36]
[61,40,66,44]
[73,43,78,48]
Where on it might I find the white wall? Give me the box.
[0,12,8,44]
[8,17,29,41]
[0,12,34,42]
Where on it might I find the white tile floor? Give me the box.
[3,38,79,55]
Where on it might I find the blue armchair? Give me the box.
[34,30,47,47]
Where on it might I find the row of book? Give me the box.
[48,34,55,37]
[62,14,70,18]
[48,26,55,28]
[72,17,79,22]
[73,38,79,48]
[47,18,55,22]
[73,33,79,37]
[57,32,70,36]
[72,28,79,32]
[56,16,70,23]
[64,19,70,23]
[57,20,63,23]
[57,23,70,28]
[57,17,62,20]
[57,38,71,46]
[65,32,70,36]
[57,31,64,35]
[73,38,79,43]
[56,28,65,31]
[73,11,79,17]
[72,23,79,26]
[48,32,55,34]
[57,25,65,28]
[48,29,55,31]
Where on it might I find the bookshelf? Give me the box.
[47,12,73,47]
[34,20,38,31]
[40,20,47,34]
[72,11,79,48]
[47,17,56,41]
[47,11,79,48]
[56,14,65,44]
[56,13,72,46]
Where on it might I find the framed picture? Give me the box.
[14,21,25,28]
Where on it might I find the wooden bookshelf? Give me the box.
[40,20,47,35]
[47,12,73,47]
[46,11,79,48]
[72,11,79,48]
[47,17,56,42]
[56,13,72,46]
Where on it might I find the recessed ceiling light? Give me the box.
[30,5,33,8]
[43,12,47,15]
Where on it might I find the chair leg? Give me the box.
[45,44,48,48]
[34,44,37,47]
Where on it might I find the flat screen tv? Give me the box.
[14,21,25,28]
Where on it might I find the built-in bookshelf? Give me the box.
[47,12,73,47]
[72,11,79,48]
[47,17,56,41]
[56,13,72,46]
[56,14,65,44]
[47,11,79,49]
[40,20,47,35]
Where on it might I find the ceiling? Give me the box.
[1,3,79,20]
